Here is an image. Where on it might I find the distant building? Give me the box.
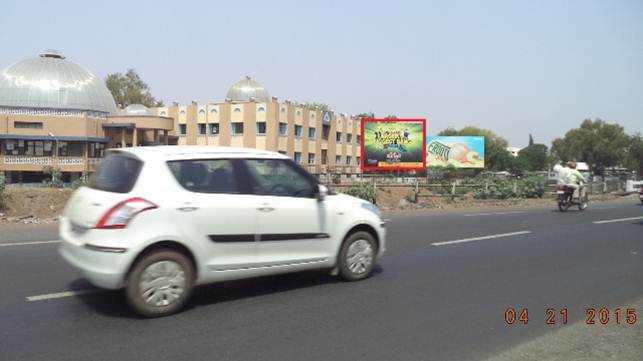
[0,50,172,183]
[152,76,362,175]
[507,146,522,157]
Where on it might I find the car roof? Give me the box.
[109,146,289,161]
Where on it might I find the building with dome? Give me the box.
[0,50,173,183]
[153,76,362,175]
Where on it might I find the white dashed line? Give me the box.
[463,211,527,217]
[431,231,532,247]
[0,240,61,247]
[593,216,643,224]
[26,289,99,302]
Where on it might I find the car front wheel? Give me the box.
[338,231,377,281]
[125,249,194,317]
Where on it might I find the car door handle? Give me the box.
[178,206,199,212]
[258,207,275,212]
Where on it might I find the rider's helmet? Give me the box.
[567,161,577,169]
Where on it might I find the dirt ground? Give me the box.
[0,187,73,224]
[0,186,630,224]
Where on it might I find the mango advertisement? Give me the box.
[361,119,426,170]
[426,136,485,168]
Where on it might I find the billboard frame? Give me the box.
[360,118,426,171]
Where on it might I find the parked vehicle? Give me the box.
[557,185,589,212]
[59,146,386,317]
[639,186,643,204]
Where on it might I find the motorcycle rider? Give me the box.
[553,162,571,187]
[566,161,586,199]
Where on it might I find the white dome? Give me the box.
[0,50,117,115]
[226,76,271,103]
[121,103,152,115]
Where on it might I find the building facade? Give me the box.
[0,50,173,183]
[153,76,362,175]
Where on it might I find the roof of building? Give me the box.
[225,76,271,103]
[121,103,152,116]
[0,50,117,115]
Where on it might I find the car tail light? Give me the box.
[95,197,158,229]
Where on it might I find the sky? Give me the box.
[1,0,641,147]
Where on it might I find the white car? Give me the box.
[59,146,386,317]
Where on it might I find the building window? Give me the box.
[256,122,266,135]
[346,134,353,144]
[294,152,302,164]
[160,111,167,116]
[346,156,352,165]
[356,135,361,144]
[308,127,316,139]
[336,132,342,142]
[296,110,301,116]
[280,107,286,113]
[257,107,265,112]
[209,124,219,135]
[356,156,361,166]
[88,142,105,158]
[294,125,303,137]
[210,108,218,114]
[180,110,186,115]
[322,125,330,140]
[321,149,327,165]
[198,123,206,135]
[231,122,244,135]
[308,153,316,164]
[199,109,206,115]
[335,155,341,164]
[233,108,241,113]
[279,122,288,136]
[311,113,315,119]
[14,121,43,129]
[179,124,187,135]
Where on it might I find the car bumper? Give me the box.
[59,241,129,289]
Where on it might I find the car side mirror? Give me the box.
[316,184,328,201]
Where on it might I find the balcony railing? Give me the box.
[2,156,93,166]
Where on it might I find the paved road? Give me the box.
[1,199,642,361]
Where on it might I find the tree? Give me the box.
[528,134,534,146]
[355,112,375,120]
[550,118,630,174]
[626,133,643,175]
[517,144,548,171]
[384,115,397,119]
[439,126,512,171]
[105,69,163,108]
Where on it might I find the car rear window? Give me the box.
[88,153,142,193]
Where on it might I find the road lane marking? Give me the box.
[463,211,526,217]
[0,240,61,247]
[26,289,99,302]
[431,231,532,247]
[593,216,643,224]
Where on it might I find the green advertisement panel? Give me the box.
[361,119,426,170]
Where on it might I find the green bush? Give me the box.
[71,173,89,190]
[42,166,64,188]
[343,183,377,204]
[0,173,6,211]
[332,173,341,185]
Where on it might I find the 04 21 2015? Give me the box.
[503,307,637,325]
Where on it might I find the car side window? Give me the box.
[243,159,315,198]
[167,159,243,194]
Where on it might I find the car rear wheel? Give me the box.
[125,250,194,318]
[338,231,377,281]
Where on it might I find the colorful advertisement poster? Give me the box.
[426,136,485,168]
[361,119,426,170]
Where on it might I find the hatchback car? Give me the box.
[59,146,386,317]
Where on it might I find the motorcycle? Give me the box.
[557,185,588,212]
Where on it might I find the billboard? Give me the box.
[361,119,426,171]
[426,136,485,168]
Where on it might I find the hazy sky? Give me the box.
[1,0,641,147]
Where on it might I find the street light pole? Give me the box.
[48,132,58,184]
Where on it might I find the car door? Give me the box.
[167,158,259,274]
[241,158,334,268]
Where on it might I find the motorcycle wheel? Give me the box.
[558,202,569,212]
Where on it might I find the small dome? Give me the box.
[0,50,117,114]
[121,103,152,115]
[226,76,270,103]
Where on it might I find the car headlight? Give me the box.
[361,202,382,218]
